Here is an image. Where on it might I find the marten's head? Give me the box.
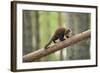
[64,28,72,38]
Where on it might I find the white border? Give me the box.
[17,3,96,69]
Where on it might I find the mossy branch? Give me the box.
[23,30,91,62]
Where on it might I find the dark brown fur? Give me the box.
[44,27,72,49]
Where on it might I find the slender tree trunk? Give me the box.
[44,12,51,61]
[23,10,32,55]
[35,11,40,50]
[31,11,37,51]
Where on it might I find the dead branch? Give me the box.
[23,30,91,62]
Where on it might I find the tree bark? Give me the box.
[23,30,90,62]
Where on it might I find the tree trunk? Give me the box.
[35,11,40,50]
[23,10,32,55]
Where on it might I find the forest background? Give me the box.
[23,10,90,62]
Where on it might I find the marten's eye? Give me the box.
[66,36,69,38]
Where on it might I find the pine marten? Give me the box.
[44,27,72,49]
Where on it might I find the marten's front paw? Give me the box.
[45,46,51,49]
